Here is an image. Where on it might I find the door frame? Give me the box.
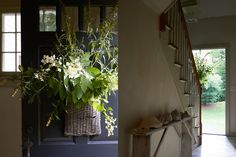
[193,43,230,136]
[21,0,118,156]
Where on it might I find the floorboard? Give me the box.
[192,134,236,157]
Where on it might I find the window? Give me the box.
[1,13,21,72]
[39,7,56,32]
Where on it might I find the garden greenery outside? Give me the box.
[193,48,226,134]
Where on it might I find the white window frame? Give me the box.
[0,9,21,76]
[193,45,229,135]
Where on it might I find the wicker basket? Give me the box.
[64,104,101,136]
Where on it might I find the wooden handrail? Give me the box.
[159,0,202,147]
[163,0,178,14]
[160,0,202,95]
[176,0,202,94]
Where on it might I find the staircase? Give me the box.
[159,0,202,149]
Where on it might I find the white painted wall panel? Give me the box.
[119,0,184,156]
[0,86,21,157]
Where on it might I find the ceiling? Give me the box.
[182,0,236,22]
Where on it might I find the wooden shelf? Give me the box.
[131,117,192,136]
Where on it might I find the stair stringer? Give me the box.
[160,30,190,112]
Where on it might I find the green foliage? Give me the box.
[211,50,226,102]
[194,54,213,86]
[202,85,219,104]
[202,101,225,134]
[14,15,118,136]
[194,49,226,104]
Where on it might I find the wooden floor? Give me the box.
[193,134,236,157]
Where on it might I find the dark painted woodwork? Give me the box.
[159,13,167,32]
[100,6,106,22]
[78,6,84,30]
[21,0,118,157]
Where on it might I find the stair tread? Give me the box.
[168,43,177,50]
[165,24,172,30]
[179,79,187,83]
[174,63,182,68]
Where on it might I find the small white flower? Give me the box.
[41,55,57,65]
[51,62,56,67]
[34,73,44,81]
[34,73,39,79]
[104,113,117,136]
[45,68,50,72]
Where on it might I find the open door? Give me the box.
[21,0,118,157]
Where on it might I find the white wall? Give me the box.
[0,1,21,157]
[119,0,185,156]
[0,85,21,157]
[198,0,236,19]
[188,16,236,135]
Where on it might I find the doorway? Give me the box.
[21,1,118,157]
[193,48,226,135]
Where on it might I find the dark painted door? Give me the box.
[21,0,118,157]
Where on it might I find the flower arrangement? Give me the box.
[194,53,213,86]
[13,16,118,136]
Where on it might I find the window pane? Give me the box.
[17,13,21,32]
[39,7,56,32]
[17,33,21,52]
[17,53,21,72]
[2,13,15,32]
[2,33,16,52]
[2,53,16,72]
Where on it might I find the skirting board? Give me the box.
[228,132,236,137]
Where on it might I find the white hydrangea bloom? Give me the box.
[64,57,84,79]
[40,55,63,72]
